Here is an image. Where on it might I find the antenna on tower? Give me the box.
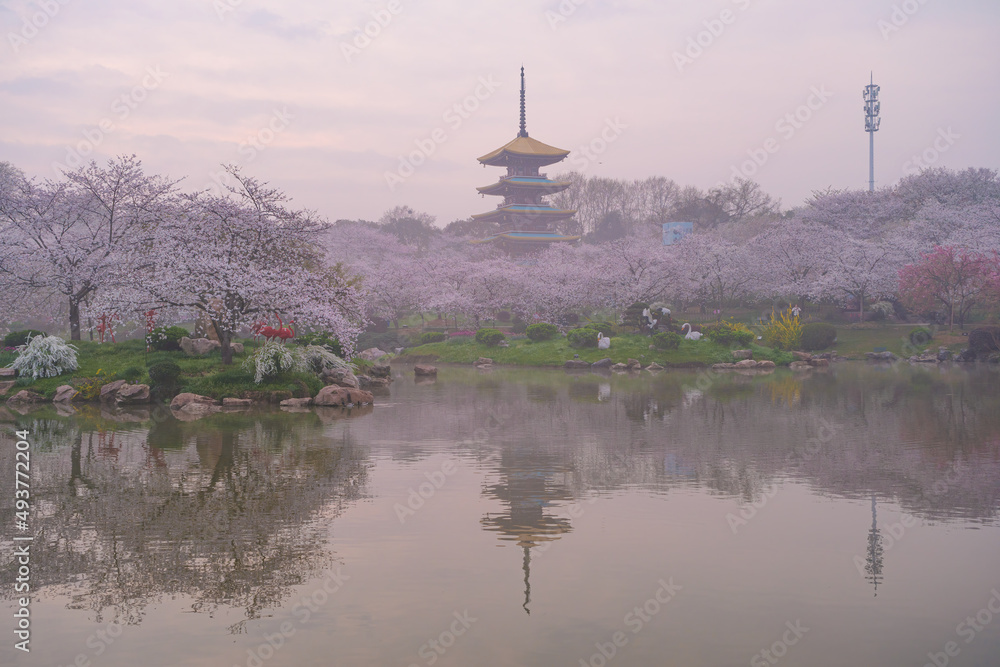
[518,66,528,138]
[864,72,881,192]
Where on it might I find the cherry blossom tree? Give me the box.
[0,155,177,339]
[898,246,997,329]
[97,167,364,364]
[811,233,903,321]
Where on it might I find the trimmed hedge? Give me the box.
[419,331,447,345]
[702,321,755,347]
[567,326,600,348]
[4,330,46,347]
[147,325,190,351]
[474,328,506,347]
[801,323,837,351]
[908,327,933,347]
[652,332,682,350]
[526,323,559,342]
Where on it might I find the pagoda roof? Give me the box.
[470,230,581,245]
[476,176,571,196]
[478,135,570,167]
[472,204,576,222]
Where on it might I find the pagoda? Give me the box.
[471,68,580,254]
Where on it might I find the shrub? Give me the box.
[909,326,933,347]
[3,330,46,347]
[474,328,506,347]
[800,323,837,351]
[652,332,682,350]
[295,331,343,357]
[703,320,755,347]
[968,327,1000,353]
[761,308,802,351]
[147,325,190,351]
[526,323,559,342]
[9,335,79,380]
[511,317,528,334]
[871,301,895,321]
[148,361,182,387]
[242,339,305,384]
[115,366,144,382]
[75,369,110,401]
[623,302,650,329]
[419,331,447,345]
[299,345,354,375]
[567,325,600,349]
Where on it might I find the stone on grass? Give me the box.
[626,358,642,370]
[646,362,664,371]
[54,385,79,403]
[370,362,392,378]
[591,358,613,368]
[179,336,221,356]
[7,390,45,404]
[99,380,128,402]
[115,384,150,405]
[359,347,389,361]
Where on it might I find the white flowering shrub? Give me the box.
[243,340,306,384]
[299,345,355,375]
[10,335,80,380]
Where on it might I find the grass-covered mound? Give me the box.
[397,333,793,367]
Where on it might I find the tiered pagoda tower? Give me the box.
[471,68,580,254]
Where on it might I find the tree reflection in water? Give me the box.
[0,408,369,633]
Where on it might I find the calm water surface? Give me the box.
[2,363,1000,666]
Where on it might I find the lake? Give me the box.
[2,363,1000,666]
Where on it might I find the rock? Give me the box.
[955,349,976,362]
[6,390,45,404]
[937,347,953,362]
[0,380,16,396]
[115,384,150,405]
[646,362,664,371]
[474,357,493,367]
[53,385,79,403]
[0,368,15,377]
[610,363,629,372]
[359,347,388,361]
[808,358,830,367]
[222,397,253,407]
[99,380,128,402]
[358,375,391,388]
[179,336,221,356]
[414,364,437,376]
[789,361,813,371]
[734,359,757,368]
[322,367,359,388]
[792,351,813,361]
[712,363,737,370]
[314,385,374,406]
[231,342,244,355]
[732,350,753,360]
[280,397,313,408]
[170,393,218,410]
[591,358,613,368]
[909,355,938,363]
[865,351,898,362]
[755,360,776,369]
[564,360,590,369]
[370,362,392,378]
[626,358,642,370]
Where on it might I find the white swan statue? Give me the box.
[681,323,702,341]
[597,331,611,349]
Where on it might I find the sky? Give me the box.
[2,0,999,226]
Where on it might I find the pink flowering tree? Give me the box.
[811,233,903,321]
[898,246,997,329]
[0,156,177,339]
[97,167,364,364]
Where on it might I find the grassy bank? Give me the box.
[397,333,794,367]
[7,338,325,401]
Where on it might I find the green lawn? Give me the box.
[397,334,793,367]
